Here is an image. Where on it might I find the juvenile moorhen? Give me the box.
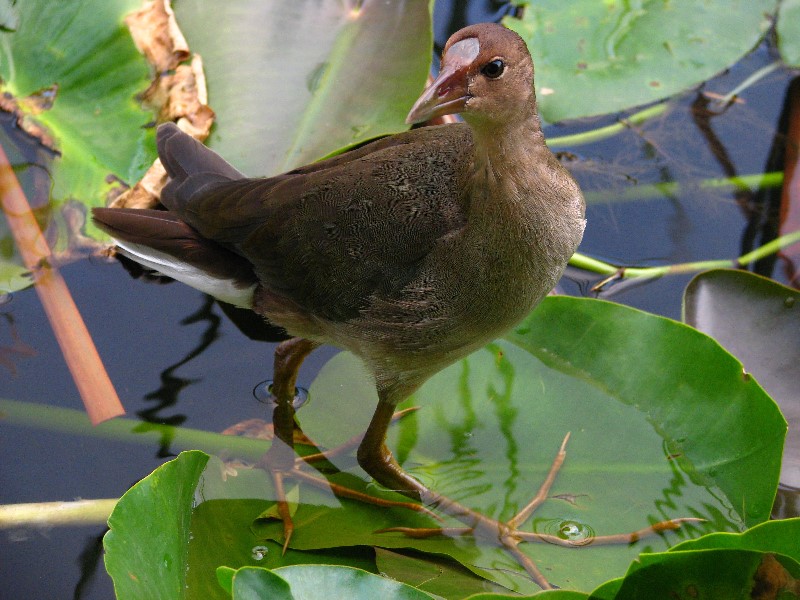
[94,23,587,587]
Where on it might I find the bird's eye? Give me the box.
[481,59,505,79]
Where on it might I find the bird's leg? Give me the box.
[258,337,317,550]
[265,337,317,461]
[257,339,440,551]
[356,397,529,546]
[358,396,703,590]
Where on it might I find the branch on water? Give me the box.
[0,142,124,424]
[585,171,784,205]
[549,104,669,148]
[0,498,118,529]
[570,229,800,292]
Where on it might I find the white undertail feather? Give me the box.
[114,240,256,309]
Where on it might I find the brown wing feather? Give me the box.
[164,124,474,322]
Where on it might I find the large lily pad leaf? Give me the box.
[777,0,800,67]
[683,269,799,488]
[104,451,379,599]
[0,0,154,202]
[669,516,800,556]
[288,297,783,593]
[103,298,785,596]
[172,0,433,176]
[591,549,800,599]
[104,450,210,599]
[0,0,155,292]
[503,0,777,123]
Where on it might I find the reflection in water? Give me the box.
[424,344,524,517]
[0,311,37,375]
[433,357,491,503]
[73,532,106,600]
[773,485,800,519]
[485,343,522,518]
[742,78,790,280]
[134,296,221,457]
[650,443,741,550]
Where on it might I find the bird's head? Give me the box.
[406,23,536,129]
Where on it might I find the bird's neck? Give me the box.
[465,107,585,273]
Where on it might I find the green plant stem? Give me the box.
[0,397,269,460]
[571,229,800,290]
[548,103,668,148]
[546,61,780,149]
[584,171,784,204]
[711,61,782,106]
[0,498,118,528]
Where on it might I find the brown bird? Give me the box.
[93,23,586,587]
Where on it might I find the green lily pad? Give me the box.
[104,451,379,599]
[777,0,800,66]
[669,517,800,555]
[0,0,154,203]
[683,269,798,487]
[218,564,436,600]
[104,450,209,599]
[172,0,433,176]
[591,549,800,600]
[218,566,294,599]
[504,0,777,123]
[0,0,155,292]
[589,519,800,599]
[103,297,785,597]
[375,548,511,599]
[271,297,784,594]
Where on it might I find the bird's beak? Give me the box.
[405,37,480,125]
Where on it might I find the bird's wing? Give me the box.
[169,124,474,322]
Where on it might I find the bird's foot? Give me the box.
[256,407,441,553]
[376,433,704,590]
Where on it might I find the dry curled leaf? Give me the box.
[111,0,214,210]
[125,0,189,72]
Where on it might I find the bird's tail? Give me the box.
[91,124,257,308]
[92,207,257,308]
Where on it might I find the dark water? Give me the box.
[1,3,797,598]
